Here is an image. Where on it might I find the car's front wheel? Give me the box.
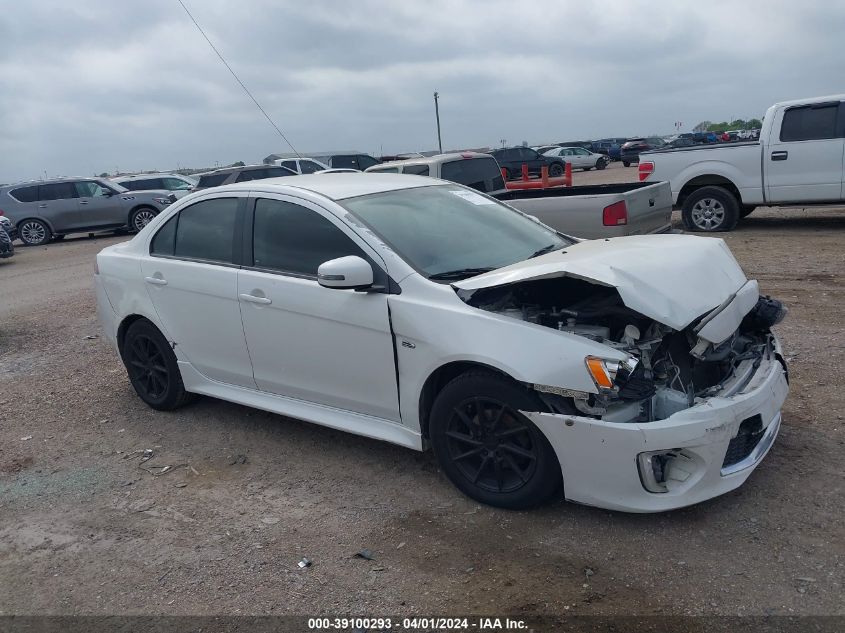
[121,319,193,411]
[18,219,52,246]
[596,158,607,170]
[429,371,562,509]
[130,207,157,232]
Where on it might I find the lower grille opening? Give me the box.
[723,414,764,468]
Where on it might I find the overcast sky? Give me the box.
[0,0,841,182]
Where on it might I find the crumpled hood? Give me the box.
[454,234,749,330]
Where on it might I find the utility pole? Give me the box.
[433,91,442,154]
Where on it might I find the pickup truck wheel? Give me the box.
[596,159,607,170]
[740,206,756,219]
[682,186,739,232]
[548,163,563,177]
[429,371,562,509]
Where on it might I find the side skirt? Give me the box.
[178,361,423,451]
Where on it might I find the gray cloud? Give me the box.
[0,0,842,182]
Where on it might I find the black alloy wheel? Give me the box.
[121,319,193,410]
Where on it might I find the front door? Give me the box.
[139,194,257,389]
[237,195,400,422]
[766,101,845,203]
[74,180,125,228]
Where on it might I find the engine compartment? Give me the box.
[462,277,783,423]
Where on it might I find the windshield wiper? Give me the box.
[428,267,496,281]
[528,243,562,259]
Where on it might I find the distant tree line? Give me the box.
[693,118,763,132]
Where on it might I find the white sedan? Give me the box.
[95,174,788,512]
[544,146,609,170]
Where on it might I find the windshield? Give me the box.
[341,185,571,280]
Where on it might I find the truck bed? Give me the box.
[492,181,673,239]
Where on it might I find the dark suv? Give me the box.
[489,147,566,180]
[0,178,176,246]
[620,137,666,166]
[194,165,296,190]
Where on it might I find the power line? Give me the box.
[177,0,300,157]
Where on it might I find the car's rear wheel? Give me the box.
[121,319,193,411]
[429,371,562,509]
[130,207,157,232]
[549,163,564,177]
[18,219,52,246]
[682,186,740,232]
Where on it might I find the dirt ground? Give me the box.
[1,164,843,622]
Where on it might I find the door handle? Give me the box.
[79,200,89,205]
[239,293,272,305]
[771,151,788,161]
[144,276,168,286]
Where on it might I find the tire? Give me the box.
[429,371,562,510]
[681,186,740,232]
[622,160,631,167]
[121,319,194,411]
[740,206,756,219]
[596,159,607,170]
[129,207,157,233]
[548,163,564,177]
[18,219,52,246]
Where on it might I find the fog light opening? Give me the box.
[637,450,680,493]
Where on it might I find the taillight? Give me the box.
[603,201,628,226]
[638,161,654,181]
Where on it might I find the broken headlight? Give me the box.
[584,356,638,391]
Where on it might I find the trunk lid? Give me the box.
[454,234,749,330]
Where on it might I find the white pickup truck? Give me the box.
[639,94,845,232]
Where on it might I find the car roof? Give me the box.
[366,152,494,170]
[772,94,845,108]
[113,173,188,181]
[2,176,103,189]
[213,173,441,201]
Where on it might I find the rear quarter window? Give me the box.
[9,185,39,203]
[440,158,505,193]
[197,173,229,188]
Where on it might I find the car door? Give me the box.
[139,194,257,389]
[766,101,845,203]
[35,182,81,232]
[74,180,125,228]
[237,194,400,422]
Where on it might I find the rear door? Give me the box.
[74,180,125,228]
[36,182,81,232]
[139,194,257,388]
[766,101,845,203]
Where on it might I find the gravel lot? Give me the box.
[1,163,843,621]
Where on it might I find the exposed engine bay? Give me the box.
[461,276,787,423]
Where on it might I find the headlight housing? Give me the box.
[585,355,638,391]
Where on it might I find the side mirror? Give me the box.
[317,255,374,290]
[101,189,114,197]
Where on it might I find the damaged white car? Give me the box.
[95,174,788,512]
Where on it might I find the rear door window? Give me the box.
[280,160,298,172]
[173,198,240,263]
[40,182,78,201]
[440,158,505,193]
[299,160,323,174]
[330,155,357,169]
[403,164,430,176]
[780,104,840,141]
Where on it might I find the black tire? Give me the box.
[596,159,607,170]
[681,186,740,232]
[548,163,564,177]
[129,206,158,233]
[622,160,631,167]
[121,319,193,411]
[740,206,756,219]
[18,219,52,246]
[429,371,562,510]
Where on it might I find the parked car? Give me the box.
[193,165,296,191]
[532,145,561,155]
[0,178,176,245]
[0,217,14,259]
[308,153,380,171]
[639,94,845,232]
[112,173,198,198]
[544,146,608,171]
[95,173,788,511]
[591,138,627,161]
[0,214,18,241]
[489,147,566,180]
[271,157,328,174]
[664,137,696,149]
[366,152,672,238]
[620,137,666,166]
